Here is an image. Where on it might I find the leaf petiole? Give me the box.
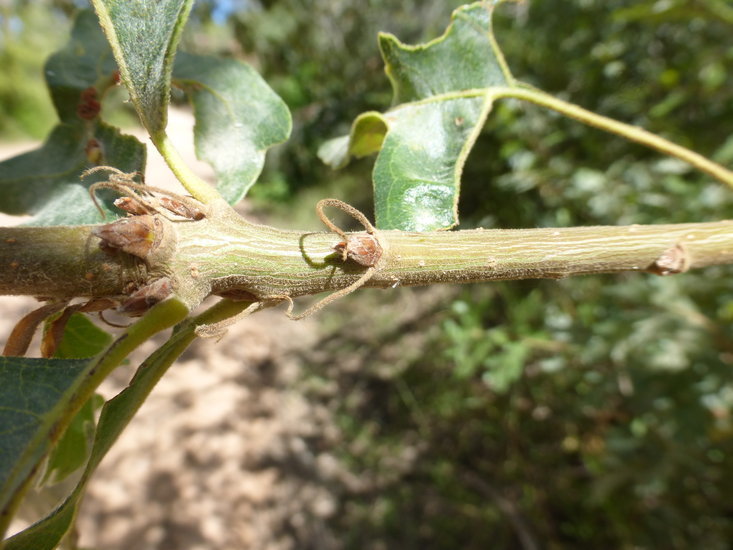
[152,132,223,204]
[489,85,733,190]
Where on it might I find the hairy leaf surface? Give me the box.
[0,123,145,226]
[91,0,193,135]
[44,11,119,124]
[173,53,292,204]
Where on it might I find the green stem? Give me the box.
[152,132,222,204]
[3,216,733,304]
[0,225,146,297]
[490,86,733,189]
[172,211,733,300]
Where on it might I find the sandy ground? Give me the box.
[76,308,340,550]
[0,110,354,549]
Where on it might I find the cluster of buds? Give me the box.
[87,167,207,317]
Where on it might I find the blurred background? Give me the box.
[2,0,733,548]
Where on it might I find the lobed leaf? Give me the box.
[44,11,118,124]
[91,0,194,136]
[0,11,146,226]
[173,53,292,204]
[320,1,517,231]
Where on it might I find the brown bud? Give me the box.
[119,278,172,316]
[92,215,162,259]
[77,87,101,120]
[647,243,689,276]
[159,196,206,220]
[333,233,382,267]
[114,197,152,216]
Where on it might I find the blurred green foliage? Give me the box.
[273,1,733,548]
[191,0,469,209]
[0,1,138,142]
[0,3,69,140]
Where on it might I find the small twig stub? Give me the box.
[647,243,689,276]
[84,166,209,221]
[285,198,385,320]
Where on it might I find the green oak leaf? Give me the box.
[1,299,190,544]
[317,113,388,170]
[44,10,118,124]
[4,308,204,549]
[0,11,146,226]
[0,357,90,537]
[0,123,145,226]
[319,1,517,231]
[38,315,111,486]
[91,0,194,136]
[40,394,103,488]
[47,313,113,361]
[173,53,292,204]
